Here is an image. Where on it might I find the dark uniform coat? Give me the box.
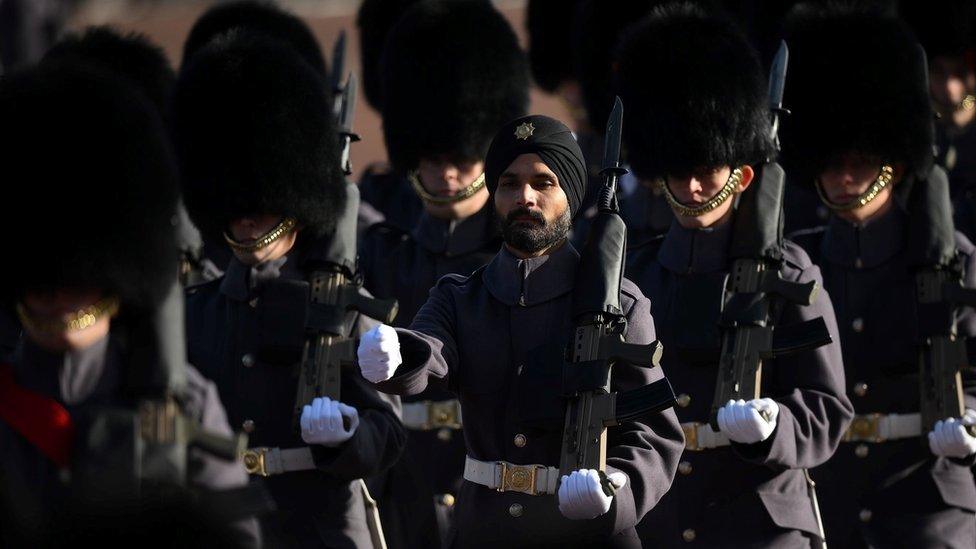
[792,201,976,548]
[185,249,406,548]
[0,336,260,547]
[359,170,423,232]
[627,220,853,548]
[360,203,501,548]
[373,242,685,548]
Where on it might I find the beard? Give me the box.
[500,205,572,254]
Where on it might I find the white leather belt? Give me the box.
[463,456,559,496]
[242,447,316,476]
[844,413,921,443]
[402,399,462,430]
[682,421,731,451]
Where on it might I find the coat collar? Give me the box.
[411,204,499,257]
[822,204,907,270]
[658,219,733,274]
[220,255,293,302]
[483,241,579,307]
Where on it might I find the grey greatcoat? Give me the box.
[627,220,853,548]
[792,200,976,548]
[185,248,406,549]
[360,204,501,548]
[372,242,685,548]
[0,336,261,547]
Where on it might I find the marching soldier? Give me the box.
[0,61,259,546]
[617,5,852,546]
[358,0,527,545]
[357,114,684,547]
[174,32,405,548]
[783,6,976,547]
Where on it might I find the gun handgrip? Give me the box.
[944,283,976,308]
[349,291,399,324]
[765,275,818,306]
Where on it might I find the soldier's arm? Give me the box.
[312,362,406,481]
[603,282,684,534]
[731,250,854,469]
[373,276,460,396]
[183,365,263,548]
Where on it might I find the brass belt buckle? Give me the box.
[682,423,701,451]
[498,462,538,495]
[243,447,270,476]
[427,400,462,430]
[845,414,882,443]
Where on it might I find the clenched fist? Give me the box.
[357,324,402,383]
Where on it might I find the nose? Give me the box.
[431,163,461,189]
[671,176,702,198]
[514,183,538,208]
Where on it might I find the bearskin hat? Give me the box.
[527,0,580,93]
[181,0,327,76]
[356,0,420,110]
[782,5,934,183]
[43,26,174,117]
[901,0,976,62]
[173,32,345,244]
[615,3,773,181]
[380,0,528,174]
[0,63,180,309]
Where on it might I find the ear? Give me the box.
[736,165,755,192]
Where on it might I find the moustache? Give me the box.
[505,208,546,224]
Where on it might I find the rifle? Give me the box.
[330,31,361,176]
[708,41,831,429]
[558,97,676,490]
[292,57,395,429]
[910,44,976,438]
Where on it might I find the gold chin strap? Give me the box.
[961,94,975,112]
[409,171,486,205]
[659,167,743,218]
[224,217,297,254]
[17,296,120,335]
[816,165,894,212]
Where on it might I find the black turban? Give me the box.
[485,115,586,219]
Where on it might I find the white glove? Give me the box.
[357,325,402,383]
[300,397,359,447]
[928,409,976,459]
[557,469,627,520]
[717,398,780,444]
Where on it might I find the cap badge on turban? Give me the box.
[515,122,535,140]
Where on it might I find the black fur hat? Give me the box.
[527,0,579,93]
[181,0,327,76]
[0,62,180,308]
[380,0,528,173]
[43,26,174,117]
[356,0,420,110]
[782,5,934,183]
[901,0,976,61]
[615,3,773,181]
[173,32,345,244]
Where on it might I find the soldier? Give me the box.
[617,5,852,546]
[174,33,405,548]
[0,61,259,546]
[357,1,527,545]
[356,114,684,547]
[902,1,976,241]
[783,6,976,547]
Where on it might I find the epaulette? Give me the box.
[184,276,222,296]
[364,220,411,243]
[435,264,488,289]
[626,233,665,252]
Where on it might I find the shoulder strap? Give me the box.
[0,363,74,469]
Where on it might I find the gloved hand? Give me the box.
[357,324,402,383]
[557,469,627,520]
[717,398,779,444]
[928,409,976,459]
[300,397,359,447]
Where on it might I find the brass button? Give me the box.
[242,419,255,433]
[853,382,868,397]
[855,443,869,458]
[676,393,691,408]
[508,503,523,517]
[249,298,259,308]
[437,428,452,442]
[242,354,256,368]
[514,434,527,448]
[678,461,692,475]
[438,494,455,507]
[682,528,696,542]
[852,318,864,333]
[859,509,872,522]
[855,258,864,269]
